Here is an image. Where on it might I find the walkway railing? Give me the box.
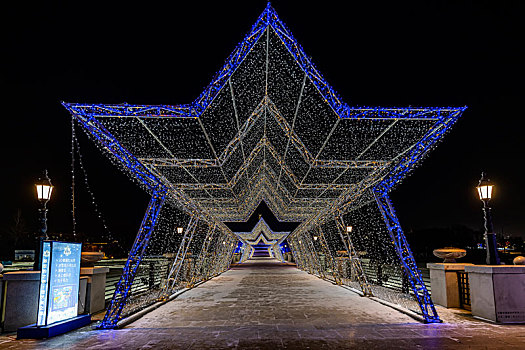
[96,258,171,304]
[284,254,431,295]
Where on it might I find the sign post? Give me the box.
[18,241,91,339]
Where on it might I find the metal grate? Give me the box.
[457,271,471,310]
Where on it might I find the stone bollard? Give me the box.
[1,271,41,332]
[466,265,525,323]
[80,267,110,314]
[427,263,474,308]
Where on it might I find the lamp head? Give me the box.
[477,172,494,201]
[35,170,53,202]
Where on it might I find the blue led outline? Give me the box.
[374,192,440,323]
[63,104,169,328]
[61,4,468,326]
[189,5,269,116]
[100,191,166,329]
[369,112,463,323]
[374,112,462,195]
[267,6,466,120]
[64,4,465,121]
[65,103,194,118]
[63,103,167,194]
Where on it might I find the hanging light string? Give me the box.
[71,116,77,239]
[71,118,115,244]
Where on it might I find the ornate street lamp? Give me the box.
[34,170,54,270]
[476,172,500,265]
[176,227,183,234]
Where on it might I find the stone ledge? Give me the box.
[80,267,110,275]
[1,271,41,280]
[465,265,525,274]
[427,263,474,271]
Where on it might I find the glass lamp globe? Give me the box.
[35,176,53,201]
[477,173,493,201]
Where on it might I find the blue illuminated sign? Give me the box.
[36,241,82,326]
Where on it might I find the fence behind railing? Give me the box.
[341,258,431,295]
[96,257,171,305]
[457,270,471,310]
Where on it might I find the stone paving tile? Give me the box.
[2,257,525,349]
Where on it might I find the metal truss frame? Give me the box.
[295,231,324,277]
[188,224,217,287]
[288,111,463,322]
[158,217,199,299]
[289,236,306,272]
[62,3,465,123]
[363,114,463,324]
[100,190,167,328]
[316,226,342,285]
[373,191,439,323]
[62,3,467,226]
[64,107,238,329]
[240,244,253,263]
[62,3,467,327]
[209,235,237,276]
[272,244,285,262]
[334,215,372,296]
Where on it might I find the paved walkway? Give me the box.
[2,257,525,349]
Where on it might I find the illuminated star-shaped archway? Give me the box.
[63,2,465,326]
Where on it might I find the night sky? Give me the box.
[2,1,524,244]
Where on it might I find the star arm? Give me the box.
[374,108,466,194]
[63,102,168,193]
[343,107,467,120]
[64,102,195,118]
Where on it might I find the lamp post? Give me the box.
[476,172,500,265]
[34,170,54,270]
[345,226,353,256]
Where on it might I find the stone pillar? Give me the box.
[427,263,473,308]
[78,276,89,314]
[80,267,109,314]
[466,265,525,323]
[0,277,4,315]
[1,271,40,332]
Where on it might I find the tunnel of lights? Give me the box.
[63,3,465,328]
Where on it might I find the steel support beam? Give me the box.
[373,191,440,323]
[188,224,217,287]
[335,215,372,296]
[158,217,199,299]
[99,190,167,329]
[317,226,342,285]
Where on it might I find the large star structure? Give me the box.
[63,4,465,228]
[63,2,465,326]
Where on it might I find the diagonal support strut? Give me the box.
[99,190,167,329]
[373,191,440,323]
